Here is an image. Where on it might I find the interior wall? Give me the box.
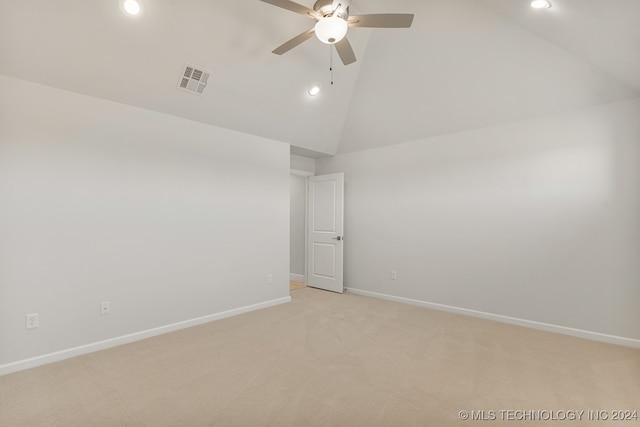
[0,75,291,369]
[290,154,315,175]
[290,175,306,278]
[317,98,640,343]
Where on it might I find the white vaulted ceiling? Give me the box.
[1,0,638,156]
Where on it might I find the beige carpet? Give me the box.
[1,288,638,426]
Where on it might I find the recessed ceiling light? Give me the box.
[308,83,321,96]
[531,0,552,9]
[120,0,142,16]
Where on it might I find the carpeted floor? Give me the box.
[1,287,638,426]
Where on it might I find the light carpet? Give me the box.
[1,287,638,426]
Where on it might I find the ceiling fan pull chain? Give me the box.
[329,45,334,86]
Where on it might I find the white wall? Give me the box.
[290,154,315,175]
[317,99,640,345]
[0,75,291,371]
[290,175,306,278]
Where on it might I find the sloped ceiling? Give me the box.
[1,0,638,156]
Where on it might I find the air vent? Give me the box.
[177,64,211,95]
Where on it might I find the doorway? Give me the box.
[290,170,345,294]
[290,171,311,293]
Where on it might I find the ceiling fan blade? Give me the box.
[348,14,414,28]
[260,0,319,19]
[334,37,357,65]
[272,28,316,55]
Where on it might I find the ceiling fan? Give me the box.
[260,0,414,65]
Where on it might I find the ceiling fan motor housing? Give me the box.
[313,0,349,20]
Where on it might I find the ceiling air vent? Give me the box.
[177,64,210,95]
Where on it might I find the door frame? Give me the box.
[290,169,313,285]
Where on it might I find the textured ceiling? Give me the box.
[1,0,638,156]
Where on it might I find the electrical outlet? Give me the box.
[100,301,111,315]
[26,313,39,330]
[391,270,397,280]
[266,274,273,284]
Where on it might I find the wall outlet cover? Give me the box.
[26,313,39,330]
[100,301,111,315]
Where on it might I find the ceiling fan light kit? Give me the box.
[315,16,348,44]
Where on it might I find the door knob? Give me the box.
[332,236,343,241]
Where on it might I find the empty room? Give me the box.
[1,0,639,425]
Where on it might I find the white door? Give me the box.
[307,173,344,293]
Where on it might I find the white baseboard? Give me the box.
[345,287,640,349]
[290,273,305,282]
[0,296,291,377]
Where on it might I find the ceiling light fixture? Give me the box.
[308,83,321,96]
[314,16,348,45]
[530,0,552,9]
[121,0,142,16]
